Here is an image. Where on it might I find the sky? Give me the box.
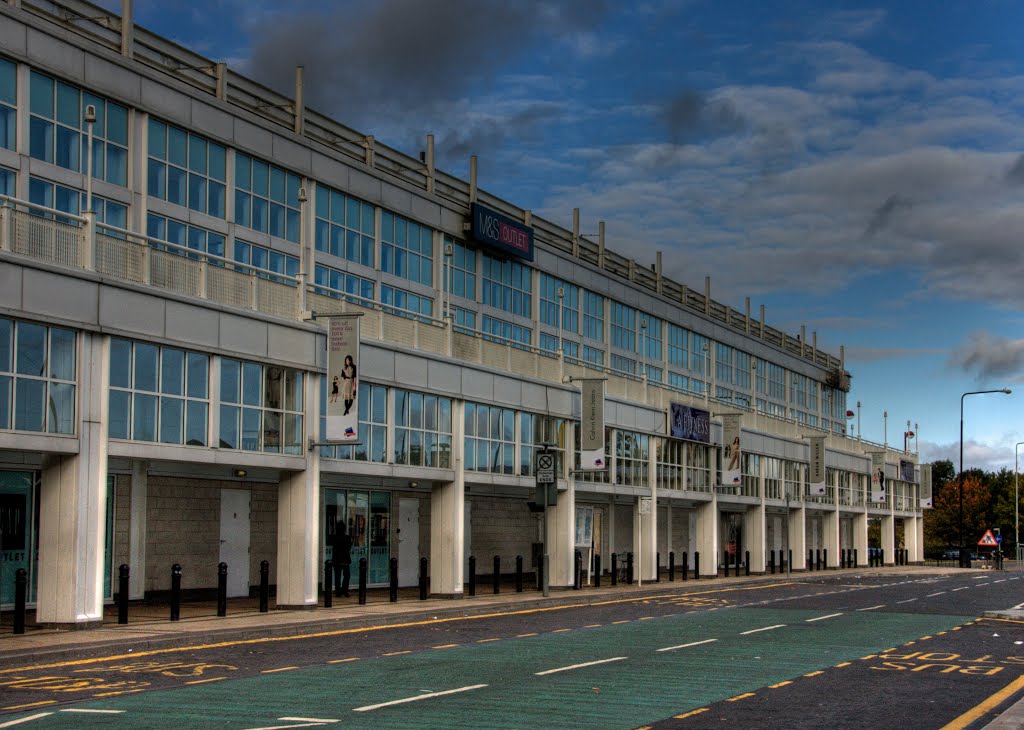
[103,0,1024,473]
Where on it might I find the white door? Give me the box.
[219,489,251,597]
[398,498,420,586]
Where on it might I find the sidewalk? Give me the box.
[0,565,977,667]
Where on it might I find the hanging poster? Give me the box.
[722,414,742,487]
[326,315,360,442]
[920,463,933,509]
[870,452,887,503]
[575,506,594,548]
[808,436,826,496]
[580,379,606,470]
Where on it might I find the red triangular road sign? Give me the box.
[978,529,998,546]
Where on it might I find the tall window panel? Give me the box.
[539,333,579,360]
[393,389,452,468]
[319,377,387,462]
[314,264,375,305]
[539,274,579,333]
[314,185,374,268]
[464,402,515,474]
[0,58,15,151]
[28,177,127,228]
[520,413,566,476]
[0,318,76,434]
[667,324,688,369]
[582,291,604,342]
[481,253,530,317]
[690,332,710,377]
[108,339,209,445]
[481,315,531,350]
[382,211,433,286]
[219,359,303,454]
[235,240,298,283]
[147,213,225,259]
[448,305,477,334]
[29,71,127,185]
[147,119,226,217]
[235,153,301,242]
[0,166,13,196]
[444,238,477,303]
[381,285,433,321]
[610,302,636,353]
[582,345,604,367]
[615,429,649,487]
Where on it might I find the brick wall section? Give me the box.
[467,495,536,572]
[112,474,130,582]
[248,482,278,586]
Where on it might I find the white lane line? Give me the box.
[535,657,628,676]
[353,684,488,712]
[926,592,946,597]
[857,605,885,611]
[806,613,843,623]
[61,710,127,714]
[994,580,1007,584]
[740,624,786,635]
[242,723,329,730]
[977,583,991,587]
[657,639,717,652]
[0,716,53,728]
[896,598,918,604]
[952,587,969,592]
[972,576,989,580]
[279,719,338,724]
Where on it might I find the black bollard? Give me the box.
[419,557,429,600]
[324,560,334,608]
[669,551,675,582]
[724,550,730,577]
[627,552,634,584]
[390,557,398,602]
[170,563,182,621]
[537,558,544,592]
[808,549,814,571]
[594,554,602,588]
[656,551,661,583]
[854,548,858,567]
[493,556,501,594]
[823,549,828,570]
[468,555,476,597]
[259,560,269,613]
[817,549,822,571]
[880,548,885,566]
[574,551,582,590]
[358,558,367,605]
[788,549,792,572]
[745,550,750,576]
[217,562,228,617]
[694,551,700,579]
[118,564,130,625]
[611,553,618,586]
[13,568,26,635]
[515,555,523,593]
[682,551,689,581]
[769,550,775,575]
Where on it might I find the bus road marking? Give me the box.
[897,598,918,604]
[0,714,53,728]
[657,639,717,653]
[806,613,843,622]
[769,680,792,688]
[61,709,126,714]
[927,592,946,597]
[353,684,488,712]
[535,657,627,676]
[741,624,786,635]
[857,605,885,611]
[674,708,709,719]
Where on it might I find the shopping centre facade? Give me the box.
[0,0,928,627]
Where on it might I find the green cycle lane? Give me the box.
[5,607,973,729]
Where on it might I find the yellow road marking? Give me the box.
[584,624,601,628]
[921,635,932,640]
[476,638,500,643]
[432,644,459,649]
[184,677,226,685]
[1,700,56,711]
[835,662,851,668]
[612,620,629,624]
[0,581,803,675]
[92,689,145,698]
[516,633,538,638]
[674,708,709,719]
[327,658,360,664]
[861,655,877,660]
[804,671,825,677]
[940,675,1024,730]
[261,667,298,674]
[383,650,411,657]
[727,692,755,702]
[639,616,655,621]
[769,681,792,689]
[552,629,571,633]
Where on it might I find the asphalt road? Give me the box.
[1,570,1022,729]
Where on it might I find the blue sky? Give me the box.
[109,0,1024,472]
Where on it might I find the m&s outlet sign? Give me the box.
[470,202,534,261]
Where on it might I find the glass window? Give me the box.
[234,240,299,284]
[0,317,76,435]
[314,184,375,268]
[481,315,531,351]
[234,153,300,242]
[0,58,15,151]
[148,118,226,217]
[382,211,433,286]
[444,238,477,305]
[393,388,452,467]
[381,285,433,322]
[219,358,303,454]
[481,253,530,317]
[313,264,374,305]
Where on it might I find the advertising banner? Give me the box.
[808,436,827,496]
[722,414,742,487]
[920,463,933,509]
[580,379,606,470]
[669,403,710,443]
[899,459,915,483]
[870,452,887,503]
[326,315,360,442]
[575,506,594,548]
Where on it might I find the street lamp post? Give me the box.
[959,389,1012,568]
[84,104,96,214]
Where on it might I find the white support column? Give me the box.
[633,438,658,581]
[788,502,807,570]
[695,495,718,578]
[548,423,577,587]
[880,512,896,566]
[430,399,465,596]
[744,502,766,574]
[128,460,148,599]
[275,373,321,609]
[853,511,869,567]
[823,507,840,568]
[36,333,109,627]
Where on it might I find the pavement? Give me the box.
[1,565,1023,728]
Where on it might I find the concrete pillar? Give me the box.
[549,424,577,587]
[695,496,717,577]
[904,516,921,563]
[788,503,807,570]
[128,460,148,599]
[430,400,465,596]
[634,441,657,581]
[880,513,896,565]
[823,507,840,568]
[853,512,869,566]
[36,333,109,627]
[743,503,766,573]
[276,373,321,609]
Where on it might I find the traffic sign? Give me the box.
[978,529,998,547]
[535,451,556,485]
[996,533,1003,544]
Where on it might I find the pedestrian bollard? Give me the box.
[724,550,730,577]
[419,557,429,600]
[611,553,618,586]
[170,564,182,621]
[808,549,814,571]
[358,558,368,605]
[13,568,26,635]
[324,560,334,608]
[468,555,477,597]
[537,559,544,592]
[217,562,228,617]
[823,549,828,570]
[880,548,885,566]
[118,564,130,625]
[745,550,751,576]
[259,560,270,613]
[682,552,689,581]
[769,550,775,574]
[668,551,675,582]
[389,557,398,602]
[694,551,700,579]
[493,556,501,595]
[840,549,845,568]
[594,554,602,588]
[626,552,634,584]
[574,551,582,590]
[656,551,661,582]
[853,548,858,567]
[515,555,523,593]
[787,549,792,572]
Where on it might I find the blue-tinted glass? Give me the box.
[167,166,186,206]
[133,393,157,441]
[395,218,407,247]
[315,185,329,217]
[252,159,268,197]
[242,362,262,406]
[329,226,343,258]
[207,233,224,259]
[361,203,374,235]
[186,353,207,398]
[250,246,267,271]
[16,323,46,376]
[188,136,207,174]
[286,174,300,208]
[166,219,186,246]
[269,202,284,238]
[185,401,207,446]
[241,407,261,450]
[108,389,129,439]
[105,104,128,145]
[134,343,158,392]
[48,382,75,434]
[30,72,53,117]
[235,154,251,191]
[381,211,393,242]
[167,125,187,167]
[28,177,51,208]
[54,185,78,215]
[346,230,360,262]
[161,349,184,395]
[55,82,80,127]
[381,244,392,274]
[361,236,373,267]
[208,143,225,181]
[90,137,105,180]
[285,256,299,278]
[147,159,166,199]
[160,396,183,443]
[329,191,344,224]
[0,60,15,105]
[187,226,205,253]
[234,191,250,227]
[110,339,131,387]
[188,174,207,213]
[285,209,299,243]
[208,181,226,218]
[14,379,44,431]
[84,93,105,131]
[105,201,127,229]
[219,404,238,448]
[269,166,284,202]
[148,118,166,158]
[29,117,53,162]
[49,328,75,380]
[0,107,14,150]
[146,214,164,240]
[234,241,250,265]
[0,319,11,371]
[106,145,127,186]
[252,197,268,232]
[221,359,240,403]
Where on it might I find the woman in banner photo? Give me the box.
[727,435,741,472]
[341,355,357,416]
[330,375,340,404]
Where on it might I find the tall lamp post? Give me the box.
[959,389,1012,567]
[1016,441,1024,565]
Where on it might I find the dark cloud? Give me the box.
[439,103,564,159]
[949,331,1024,382]
[1006,154,1024,185]
[863,194,912,237]
[661,90,746,144]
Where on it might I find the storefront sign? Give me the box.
[669,403,710,443]
[470,202,534,261]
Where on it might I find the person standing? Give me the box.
[341,355,357,416]
[333,522,352,597]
